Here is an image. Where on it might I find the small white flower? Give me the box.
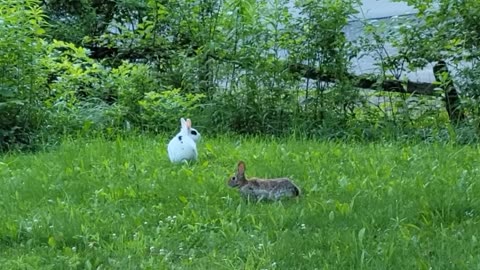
[72,246,77,252]
[166,215,177,223]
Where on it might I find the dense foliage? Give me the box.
[2,0,480,150]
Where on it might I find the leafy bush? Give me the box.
[138,89,205,132]
[3,0,480,149]
[0,0,49,150]
[0,0,208,150]
[456,64,480,139]
[42,41,205,136]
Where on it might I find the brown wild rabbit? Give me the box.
[227,161,300,201]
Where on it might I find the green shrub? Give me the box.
[0,0,49,151]
[138,89,205,132]
[42,42,206,136]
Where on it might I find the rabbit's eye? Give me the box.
[231,176,236,181]
[191,130,197,135]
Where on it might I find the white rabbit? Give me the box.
[167,118,201,163]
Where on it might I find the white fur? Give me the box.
[167,118,200,163]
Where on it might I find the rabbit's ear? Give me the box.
[237,161,245,175]
[186,118,192,129]
[180,118,186,127]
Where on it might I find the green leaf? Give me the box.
[179,195,188,204]
[48,236,57,247]
[35,28,46,35]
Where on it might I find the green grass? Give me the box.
[1,136,480,269]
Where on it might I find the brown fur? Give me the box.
[227,161,300,201]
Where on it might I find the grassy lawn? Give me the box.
[1,136,480,269]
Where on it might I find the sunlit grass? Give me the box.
[1,136,480,269]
